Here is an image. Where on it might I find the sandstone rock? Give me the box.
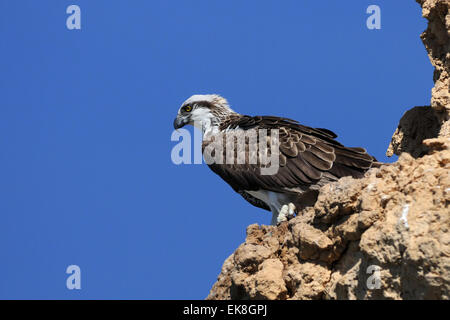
[418,0,450,113]
[247,259,288,300]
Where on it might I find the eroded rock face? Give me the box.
[207,1,450,300]
[207,139,450,299]
[387,0,450,157]
[386,107,441,158]
[418,0,450,113]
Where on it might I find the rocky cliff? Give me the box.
[387,0,450,157]
[207,0,450,300]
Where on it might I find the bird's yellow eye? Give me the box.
[184,105,192,112]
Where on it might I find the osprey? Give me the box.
[173,94,380,225]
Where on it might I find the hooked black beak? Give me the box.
[173,116,188,129]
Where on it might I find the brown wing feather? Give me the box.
[206,115,378,195]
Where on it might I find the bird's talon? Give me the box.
[276,205,289,224]
[288,203,296,218]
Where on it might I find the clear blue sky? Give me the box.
[0,1,432,299]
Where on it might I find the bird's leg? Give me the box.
[277,205,289,224]
[272,203,297,225]
[270,202,297,226]
[270,210,280,226]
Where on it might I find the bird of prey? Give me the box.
[173,94,380,225]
